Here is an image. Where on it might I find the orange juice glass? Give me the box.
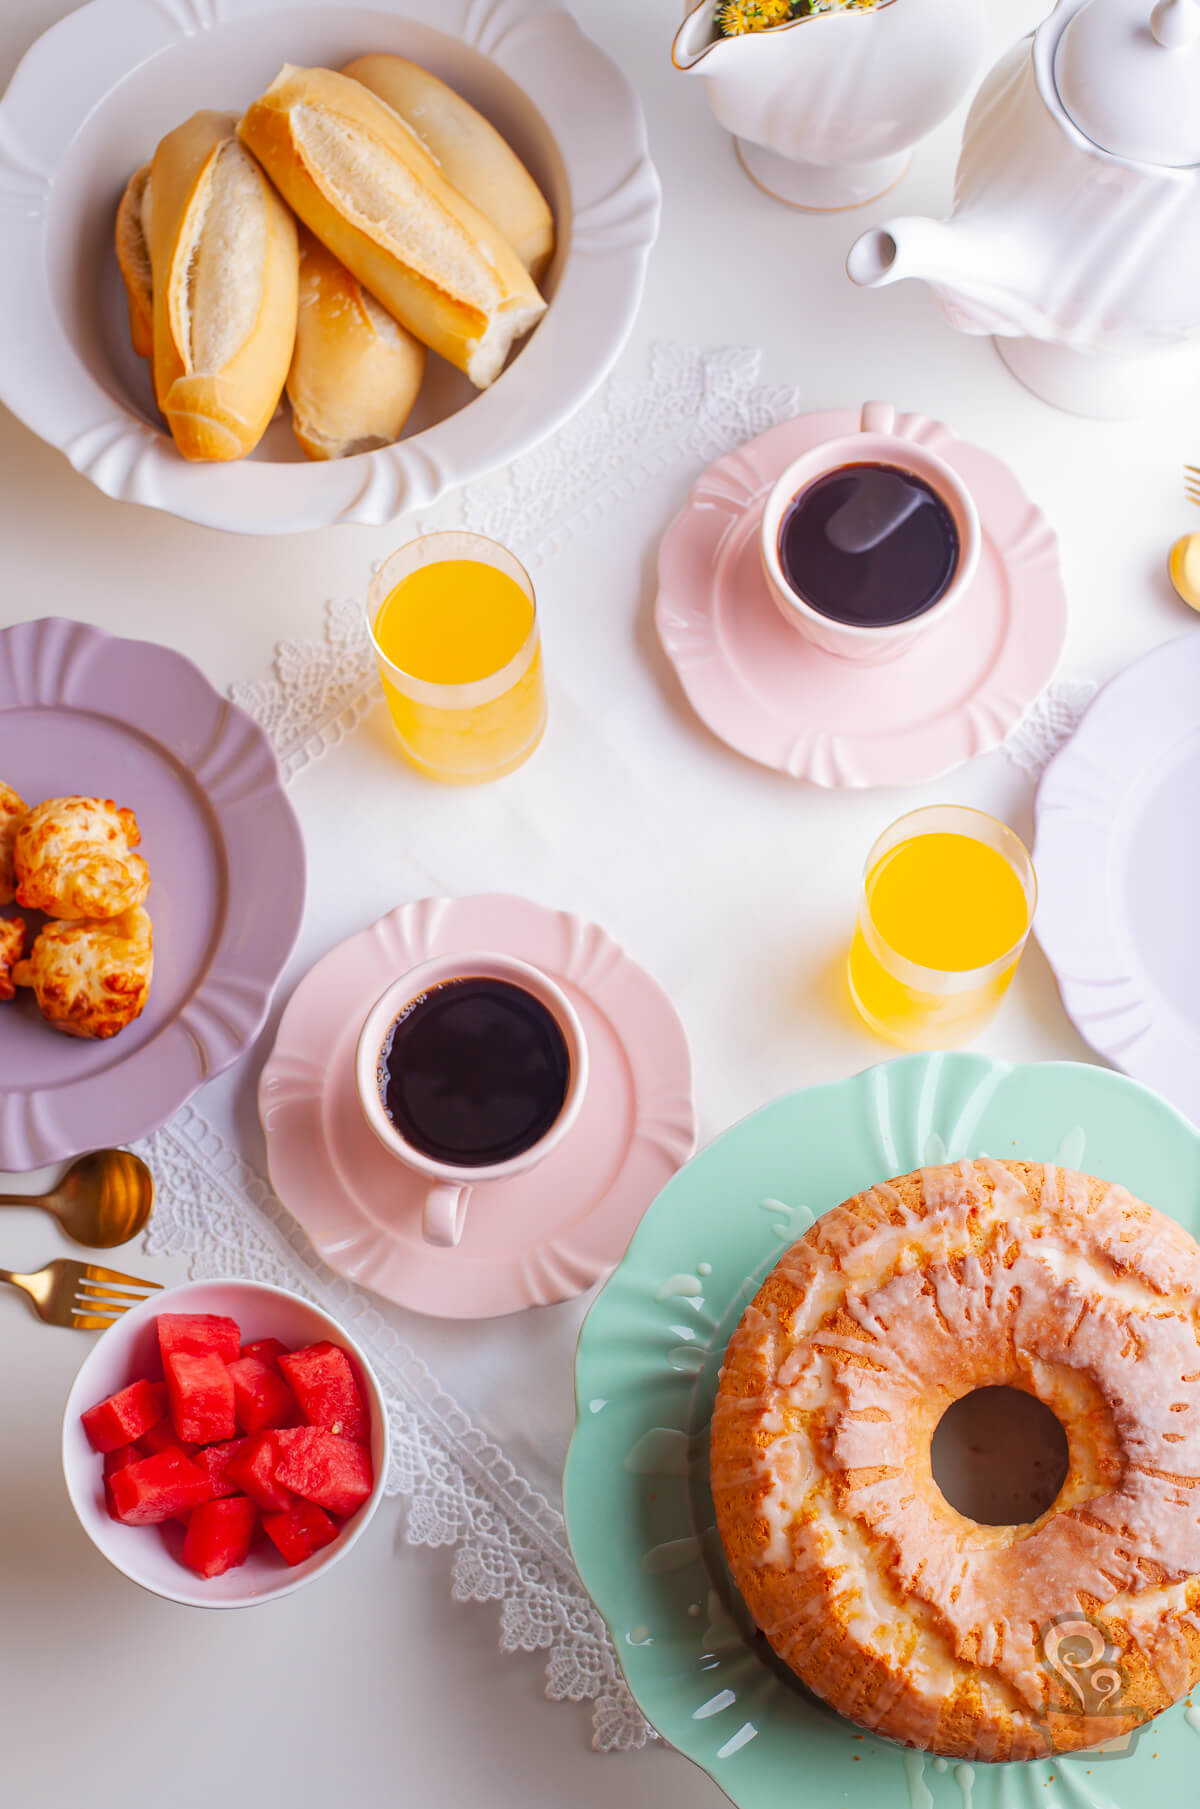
[367,531,547,784]
[847,805,1037,1050]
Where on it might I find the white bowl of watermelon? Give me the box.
[62,1279,390,1608]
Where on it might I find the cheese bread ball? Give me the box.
[14,906,154,1038]
[14,796,150,920]
[0,782,27,905]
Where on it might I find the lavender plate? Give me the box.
[0,618,305,1169]
[1034,632,1200,1125]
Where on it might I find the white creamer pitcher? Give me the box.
[672,0,985,211]
[847,0,1200,416]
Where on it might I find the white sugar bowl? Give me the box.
[672,0,985,212]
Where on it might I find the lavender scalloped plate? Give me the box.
[0,618,305,1170]
[1035,633,1200,1128]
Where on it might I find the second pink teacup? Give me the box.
[759,401,980,666]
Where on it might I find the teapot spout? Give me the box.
[846,217,976,293]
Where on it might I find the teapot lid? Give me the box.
[1053,0,1200,167]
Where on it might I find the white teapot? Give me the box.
[847,0,1200,416]
[672,0,985,212]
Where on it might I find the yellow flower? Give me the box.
[715,0,792,35]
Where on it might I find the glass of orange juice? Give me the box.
[847,805,1037,1049]
[366,531,547,784]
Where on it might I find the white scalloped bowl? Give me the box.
[63,1279,390,1608]
[0,0,659,534]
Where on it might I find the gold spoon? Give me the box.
[1169,532,1200,613]
[0,1150,154,1248]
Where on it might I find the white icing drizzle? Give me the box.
[656,1273,704,1300]
[904,1751,934,1809]
[642,1535,702,1574]
[954,1761,974,1809]
[1186,1703,1200,1735]
[624,1427,690,1476]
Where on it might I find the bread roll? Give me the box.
[238,66,546,390]
[114,165,154,359]
[148,111,299,461]
[341,55,555,282]
[287,229,426,459]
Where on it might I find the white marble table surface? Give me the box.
[0,1,1196,1804]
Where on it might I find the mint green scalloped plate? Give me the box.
[565,1054,1200,1809]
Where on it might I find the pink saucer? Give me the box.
[258,896,697,1320]
[656,408,1067,787]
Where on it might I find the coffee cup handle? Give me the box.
[422,1183,471,1248]
[860,401,896,436]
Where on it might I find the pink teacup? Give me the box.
[355,952,588,1248]
[759,401,980,666]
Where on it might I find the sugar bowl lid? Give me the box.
[1054,0,1200,167]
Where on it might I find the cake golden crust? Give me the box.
[710,1159,1200,1762]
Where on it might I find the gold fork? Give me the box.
[1186,464,1200,506]
[0,1259,161,1329]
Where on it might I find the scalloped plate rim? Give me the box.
[257,893,697,1318]
[1033,633,1200,1124]
[565,1052,1200,1808]
[655,408,1067,788]
[0,616,305,1169]
[0,0,660,534]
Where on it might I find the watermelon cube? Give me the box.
[165,1351,236,1445]
[107,1449,213,1526]
[181,1497,257,1579]
[227,1355,298,1434]
[262,1499,339,1567]
[279,1342,368,1442]
[239,1338,288,1370]
[81,1377,168,1454]
[272,1427,374,1516]
[103,1444,141,1517]
[227,1432,293,1512]
[196,1438,249,1500]
[138,1420,199,1459]
[157,1313,241,1366]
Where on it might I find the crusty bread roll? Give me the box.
[238,66,546,390]
[341,55,555,282]
[114,165,154,360]
[148,111,299,461]
[287,229,426,460]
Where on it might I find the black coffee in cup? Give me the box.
[777,462,959,628]
[377,976,570,1167]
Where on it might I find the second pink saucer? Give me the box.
[655,407,1067,788]
[258,895,697,1320]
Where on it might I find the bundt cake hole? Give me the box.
[930,1386,1069,1525]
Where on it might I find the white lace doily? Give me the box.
[137,1106,651,1751]
[1002,678,1098,778]
[230,343,1090,788]
[156,342,1092,1754]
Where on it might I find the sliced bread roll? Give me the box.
[287,229,426,459]
[341,55,555,282]
[114,164,154,360]
[238,65,546,390]
[148,111,299,461]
